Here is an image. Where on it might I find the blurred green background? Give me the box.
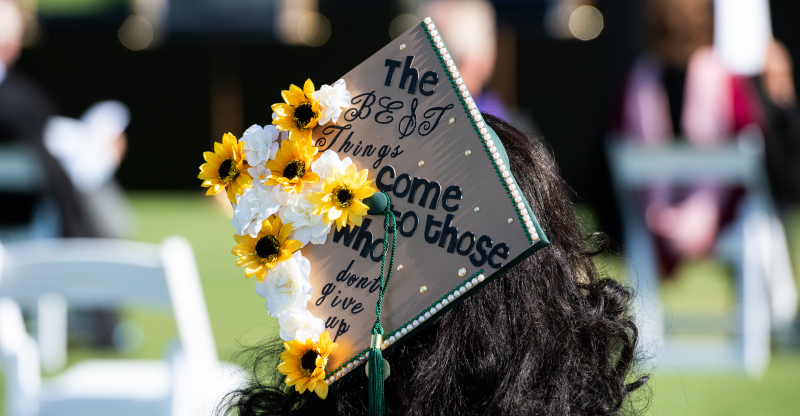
[2,193,800,415]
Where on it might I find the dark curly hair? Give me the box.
[222,114,649,416]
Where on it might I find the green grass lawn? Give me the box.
[2,192,800,415]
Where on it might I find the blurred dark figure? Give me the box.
[615,0,764,276]
[0,0,97,239]
[759,39,800,212]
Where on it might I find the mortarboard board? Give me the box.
[198,17,548,410]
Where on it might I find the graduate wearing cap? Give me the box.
[200,18,647,416]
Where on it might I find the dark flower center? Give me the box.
[300,350,319,375]
[332,185,354,209]
[283,159,306,180]
[293,103,317,129]
[254,235,281,264]
[218,158,240,183]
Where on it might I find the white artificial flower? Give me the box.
[312,79,351,125]
[255,251,313,318]
[241,124,281,166]
[231,185,281,237]
[309,149,353,182]
[275,185,333,246]
[276,306,325,342]
[248,164,271,187]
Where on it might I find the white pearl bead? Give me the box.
[431,29,438,36]
[506,177,513,184]
[466,282,473,289]
[480,128,488,134]
[484,134,492,141]
[461,91,469,97]
[458,85,466,91]
[525,220,533,227]
[493,153,501,160]
[510,189,517,196]
[514,196,521,202]
[436,303,443,310]
[424,311,431,319]
[531,232,540,242]
[348,363,353,370]
[436,41,444,48]
[502,172,510,178]
[443,53,451,61]
[401,328,408,335]
[523,214,530,221]
[471,278,479,285]
[390,335,396,342]
[456,78,463,85]
[407,324,413,331]
[453,71,460,79]
[453,290,461,298]
[459,287,467,294]
[413,319,419,327]
[424,17,432,24]
[440,48,447,55]
[342,368,348,374]
[433,36,441,42]
[442,298,449,305]
[509,184,517,191]
[430,308,437,314]
[468,103,476,110]
[427,23,435,30]
[448,64,456,72]
[477,121,485,128]
[471,109,479,116]
[517,202,525,209]
[520,208,528,216]
[489,145,497,152]
[477,274,485,281]
[419,315,426,322]
[502,167,510,173]
[474,114,482,121]
[466,96,474,103]
[447,294,455,302]
[485,139,494,147]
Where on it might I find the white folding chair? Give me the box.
[0,236,245,416]
[607,135,798,377]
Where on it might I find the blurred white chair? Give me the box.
[607,134,798,378]
[0,236,245,416]
[0,144,60,242]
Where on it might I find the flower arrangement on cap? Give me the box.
[198,79,374,399]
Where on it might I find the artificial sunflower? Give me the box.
[272,79,322,141]
[277,331,338,399]
[198,132,252,203]
[306,164,376,231]
[265,137,320,193]
[231,216,302,281]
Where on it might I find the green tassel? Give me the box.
[368,334,385,416]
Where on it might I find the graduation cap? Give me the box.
[198,16,548,410]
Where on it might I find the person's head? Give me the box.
[224,115,647,415]
[419,0,497,95]
[0,0,24,68]
[647,0,713,69]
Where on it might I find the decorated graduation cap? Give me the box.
[198,17,548,413]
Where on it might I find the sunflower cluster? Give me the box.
[197,79,375,399]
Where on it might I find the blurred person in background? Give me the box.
[419,0,509,121]
[615,0,765,277]
[0,0,97,239]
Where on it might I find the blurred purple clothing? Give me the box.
[475,89,509,121]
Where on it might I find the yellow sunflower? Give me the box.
[264,137,320,193]
[272,79,322,141]
[277,331,338,400]
[198,132,252,203]
[231,216,302,281]
[306,164,377,231]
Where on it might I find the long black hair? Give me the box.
[223,114,649,415]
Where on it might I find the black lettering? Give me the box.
[390,145,404,158]
[470,236,492,267]
[370,238,385,262]
[357,277,370,289]
[346,273,359,287]
[374,145,392,169]
[398,211,419,237]
[398,98,417,139]
[419,104,455,136]
[316,283,336,306]
[351,303,364,314]
[332,224,359,246]
[419,71,439,96]
[438,213,459,253]
[442,186,462,212]
[398,56,419,94]
[384,59,402,86]
[325,316,339,329]
[317,124,352,151]
[377,165,396,192]
[424,214,443,244]
[336,260,354,282]
[363,144,376,157]
[456,232,476,256]
[375,97,404,124]
[344,91,377,122]
[337,132,355,153]
[393,174,412,198]
[340,297,356,311]
[331,291,342,307]
[409,177,441,209]
[369,277,381,293]
[353,218,373,258]
[488,243,509,268]
[352,141,363,156]
[335,319,350,342]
